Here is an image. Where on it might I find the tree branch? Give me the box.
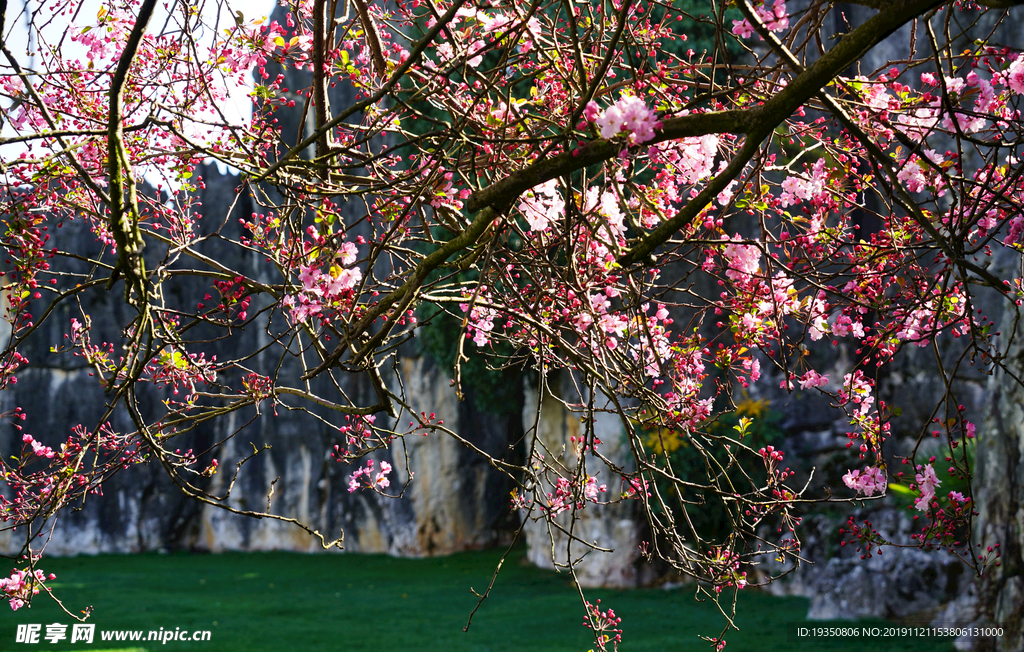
[464,110,753,213]
[736,0,1011,294]
[303,206,500,378]
[618,0,947,267]
[106,0,158,300]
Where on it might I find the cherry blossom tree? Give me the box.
[2,0,1024,648]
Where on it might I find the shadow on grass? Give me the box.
[0,548,955,652]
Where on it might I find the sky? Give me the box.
[1,0,279,177]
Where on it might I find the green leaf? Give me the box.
[887,483,914,496]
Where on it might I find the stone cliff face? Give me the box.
[1,2,526,560]
[736,5,1024,641]
[520,371,643,589]
[935,248,1024,652]
[971,305,1024,652]
[0,161,524,558]
[190,350,523,556]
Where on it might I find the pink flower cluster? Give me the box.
[806,291,830,341]
[649,133,719,186]
[895,307,934,346]
[1,568,53,611]
[460,288,500,347]
[914,463,941,511]
[659,338,714,429]
[1006,54,1024,94]
[832,314,865,339]
[583,477,607,502]
[148,348,218,402]
[544,479,585,513]
[622,476,651,499]
[347,459,392,493]
[68,8,132,61]
[216,19,287,76]
[779,159,827,208]
[1008,215,1024,245]
[896,150,943,194]
[843,466,886,496]
[587,95,662,145]
[281,249,362,325]
[838,370,874,409]
[583,599,622,652]
[339,414,376,448]
[732,0,789,39]
[580,290,629,350]
[722,235,762,282]
[798,370,829,389]
[707,547,748,593]
[21,434,54,459]
[449,8,542,53]
[518,179,564,232]
[542,476,607,515]
[892,71,1004,141]
[629,303,674,378]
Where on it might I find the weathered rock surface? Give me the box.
[758,512,966,621]
[941,292,1024,652]
[0,160,522,559]
[1,1,527,561]
[520,371,642,588]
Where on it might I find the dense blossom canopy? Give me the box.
[2,0,1024,647]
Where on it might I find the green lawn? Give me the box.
[0,548,954,651]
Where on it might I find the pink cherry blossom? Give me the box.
[1005,54,1024,94]
[518,179,564,232]
[843,466,886,496]
[593,95,662,144]
[798,370,829,389]
[722,235,761,281]
[347,459,393,493]
[914,464,941,511]
[732,1,789,39]
[0,568,50,610]
[3,1,1021,646]
[339,242,358,265]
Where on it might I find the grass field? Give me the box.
[0,548,954,651]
